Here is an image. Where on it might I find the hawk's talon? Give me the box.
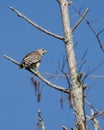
[35,70,40,74]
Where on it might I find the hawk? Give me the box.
[19,48,47,71]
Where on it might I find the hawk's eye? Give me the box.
[42,48,47,53]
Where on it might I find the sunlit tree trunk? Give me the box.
[57,0,87,129]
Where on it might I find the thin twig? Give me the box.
[44,73,67,78]
[89,75,104,79]
[97,28,104,36]
[61,56,70,86]
[7,6,64,40]
[85,99,99,112]
[80,49,88,63]
[91,109,99,130]
[78,48,88,72]
[62,125,68,130]
[30,69,69,93]
[82,60,104,82]
[72,5,104,52]
[3,54,69,94]
[87,110,104,121]
[4,54,104,81]
[68,1,72,6]
[72,8,89,32]
[37,110,45,130]
[78,4,86,13]
[96,29,104,52]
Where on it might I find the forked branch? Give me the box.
[72,5,104,52]
[3,54,69,94]
[7,6,63,40]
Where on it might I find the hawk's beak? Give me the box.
[44,50,47,53]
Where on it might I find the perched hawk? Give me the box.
[19,48,47,71]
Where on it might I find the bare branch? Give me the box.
[30,69,69,93]
[82,60,104,82]
[78,49,88,72]
[94,111,104,119]
[72,5,104,52]
[97,28,104,36]
[87,21,104,52]
[85,99,99,112]
[62,125,68,130]
[89,75,104,79]
[7,6,64,40]
[3,54,69,94]
[78,4,86,13]
[60,57,71,86]
[72,8,89,32]
[87,111,104,122]
[44,73,67,79]
[91,109,100,130]
[4,54,20,66]
[37,110,45,130]
[44,73,104,81]
[85,99,104,130]
[68,1,72,6]
[96,29,104,52]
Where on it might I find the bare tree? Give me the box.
[4,0,104,130]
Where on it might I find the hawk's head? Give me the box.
[37,48,47,55]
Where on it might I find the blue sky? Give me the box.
[0,0,104,129]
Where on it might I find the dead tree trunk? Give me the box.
[57,0,87,129]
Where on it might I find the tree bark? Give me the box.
[57,0,87,129]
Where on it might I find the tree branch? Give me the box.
[3,54,69,94]
[4,54,20,66]
[7,6,64,40]
[85,99,99,113]
[72,5,104,52]
[91,109,99,130]
[62,125,68,130]
[72,8,89,32]
[82,60,104,82]
[37,110,45,130]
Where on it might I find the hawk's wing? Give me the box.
[20,51,42,68]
